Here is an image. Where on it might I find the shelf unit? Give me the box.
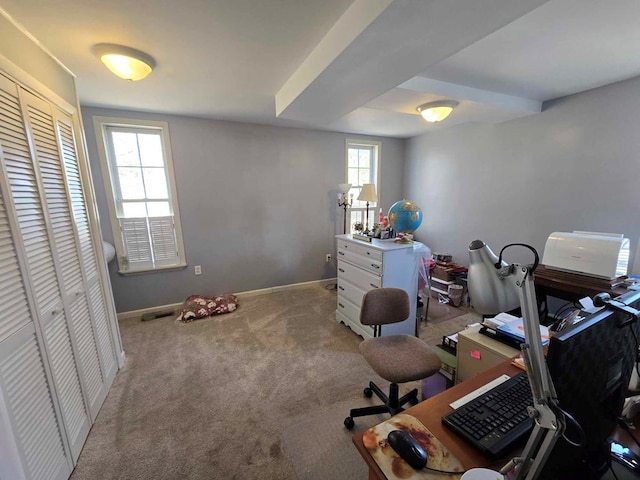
[431,277,456,296]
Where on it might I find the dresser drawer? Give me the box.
[336,294,360,323]
[337,259,382,289]
[348,253,382,275]
[337,241,383,262]
[338,248,383,275]
[337,238,361,253]
[336,277,368,309]
[360,245,383,262]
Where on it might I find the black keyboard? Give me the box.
[441,372,534,457]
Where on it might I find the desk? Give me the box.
[352,360,640,480]
[534,264,628,304]
[352,361,522,480]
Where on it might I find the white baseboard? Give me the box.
[116,278,337,322]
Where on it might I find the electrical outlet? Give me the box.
[194,265,202,275]
[326,254,332,262]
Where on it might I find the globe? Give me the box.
[388,200,423,234]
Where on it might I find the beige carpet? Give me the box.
[70,283,480,480]
[282,399,384,480]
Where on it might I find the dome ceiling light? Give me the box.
[416,100,459,123]
[94,44,156,81]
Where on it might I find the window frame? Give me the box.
[345,139,381,233]
[93,116,186,274]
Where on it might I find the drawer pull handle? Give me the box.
[339,268,345,273]
[371,264,380,269]
[366,251,371,255]
[370,283,378,288]
[338,285,345,291]
[338,251,345,256]
[338,303,345,308]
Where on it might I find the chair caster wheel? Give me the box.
[344,417,355,430]
[363,387,373,398]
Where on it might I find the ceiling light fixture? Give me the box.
[416,100,459,123]
[94,44,156,81]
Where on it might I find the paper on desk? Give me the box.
[579,296,604,314]
[483,312,519,330]
[497,317,549,346]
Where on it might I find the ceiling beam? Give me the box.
[400,77,541,113]
[275,0,551,125]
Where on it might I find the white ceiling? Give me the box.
[3,0,640,138]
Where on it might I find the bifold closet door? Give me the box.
[20,89,111,437]
[55,111,118,388]
[0,74,73,479]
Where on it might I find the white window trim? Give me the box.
[93,116,186,274]
[345,138,381,232]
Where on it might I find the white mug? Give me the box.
[460,468,504,480]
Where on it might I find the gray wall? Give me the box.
[82,107,405,312]
[405,75,640,270]
[0,13,77,106]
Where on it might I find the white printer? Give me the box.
[542,231,630,280]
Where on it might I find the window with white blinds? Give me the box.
[345,139,381,233]
[93,118,185,273]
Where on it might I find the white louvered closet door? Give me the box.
[20,90,107,449]
[56,111,117,388]
[0,74,72,480]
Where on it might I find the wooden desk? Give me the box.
[534,264,627,304]
[352,362,522,480]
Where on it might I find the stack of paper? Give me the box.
[496,316,550,346]
[482,312,519,330]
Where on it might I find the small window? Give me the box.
[345,139,380,232]
[93,117,186,273]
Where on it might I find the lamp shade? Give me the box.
[338,183,352,194]
[94,44,156,81]
[468,240,519,315]
[358,184,378,202]
[417,100,459,123]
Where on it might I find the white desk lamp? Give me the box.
[468,240,564,480]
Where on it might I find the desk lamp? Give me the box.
[468,240,563,480]
[358,184,377,234]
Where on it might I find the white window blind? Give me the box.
[94,118,185,273]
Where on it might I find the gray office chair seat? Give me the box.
[360,335,441,384]
[344,287,441,430]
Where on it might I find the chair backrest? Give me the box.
[360,288,410,326]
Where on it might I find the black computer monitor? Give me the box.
[540,290,640,479]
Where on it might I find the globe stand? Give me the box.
[394,233,414,244]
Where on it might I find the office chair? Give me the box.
[344,288,441,430]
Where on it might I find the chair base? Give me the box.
[344,381,419,430]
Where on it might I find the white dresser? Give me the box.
[335,234,423,339]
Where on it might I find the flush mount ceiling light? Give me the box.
[416,100,459,123]
[93,44,156,81]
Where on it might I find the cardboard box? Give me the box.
[433,265,455,281]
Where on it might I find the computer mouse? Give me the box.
[387,429,428,470]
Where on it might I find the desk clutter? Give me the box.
[363,413,464,479]
[479,312,549,349]
[431,252,468,307]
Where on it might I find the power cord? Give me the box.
[610,463,621,480]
